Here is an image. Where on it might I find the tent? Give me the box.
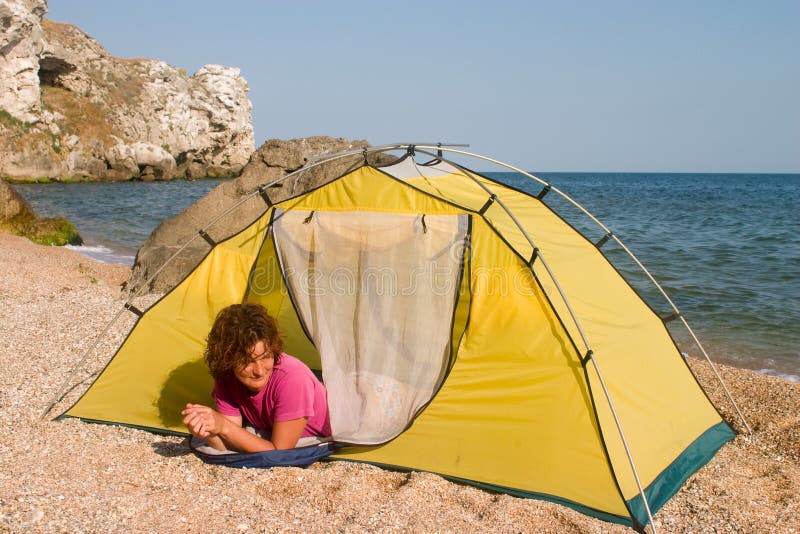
[56,144,744,531]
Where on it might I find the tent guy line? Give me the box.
[47,143,744,531]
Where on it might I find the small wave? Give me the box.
[682,352,799,383]
[756,369,800,383]
[65,244,135,265]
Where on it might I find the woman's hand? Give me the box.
[181,403,228,438]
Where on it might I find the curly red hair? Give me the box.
[204,303,283,379]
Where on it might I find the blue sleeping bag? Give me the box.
[189,436,339,468]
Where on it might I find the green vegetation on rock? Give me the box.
[21,216,83,246]
[1,179,83,246]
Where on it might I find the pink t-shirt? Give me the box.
[211,353,331,438]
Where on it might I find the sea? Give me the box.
[14,172,800,382]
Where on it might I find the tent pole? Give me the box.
[604,232,751,434]
[410,147,658,530]
[405,144,752,435]
[46,140,751,441]
[678,316,752,434]
[587,354,658,532]
[410,147,593,352]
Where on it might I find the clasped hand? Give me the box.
[181,403,227,438]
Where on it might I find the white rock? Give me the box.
[0,0,254,180]
[105,142,138,175]
[130,142,176,178]
[0,0,46,122]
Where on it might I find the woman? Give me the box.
[181,303,331,452]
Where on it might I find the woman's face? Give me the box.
[233,340,275,393]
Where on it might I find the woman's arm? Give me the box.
[216,416,309,452]
[182,403,308,452]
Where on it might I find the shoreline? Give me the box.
[2,175,234,184]
[0,233,798,531]
[64,243,136,266]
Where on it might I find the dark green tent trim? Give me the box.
[627,420,735,526]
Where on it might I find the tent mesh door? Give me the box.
[272,209,469,444]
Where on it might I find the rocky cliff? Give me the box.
[0,0,254,182]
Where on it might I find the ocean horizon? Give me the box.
[14,171,800,382]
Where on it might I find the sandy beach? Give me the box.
[0,232,797,533]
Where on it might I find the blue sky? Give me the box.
[46,1,799,172]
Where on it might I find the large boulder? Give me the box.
[105,141,139,178]
[130,142,177,180]
[0,178,81,245]
[126,137,395,294]
[0,0,254,182]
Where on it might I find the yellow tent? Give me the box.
[61,145,738,530]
